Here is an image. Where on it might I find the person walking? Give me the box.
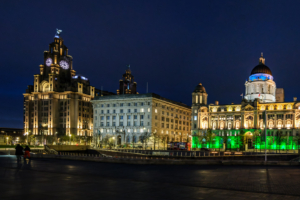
[24,145,31,160]
[15,144,24,161]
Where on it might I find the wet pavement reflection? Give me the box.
[0,155,300,200]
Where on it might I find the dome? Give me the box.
[194,83,206,93]
[250,64,272,76]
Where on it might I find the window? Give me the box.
[113,116,116,120]
[120,103,123,107]
[112,122,116,126]
[140,108,144,112]
[128,103,131,106]
[140,115,144,119]
[134,121,138,126]
[107,110,110,114]
[101,104,104,107]
[100,122,104,127]
[134,103,137,106]
[162,111,164,115]
[155,109,157,113]
[140,121,144,126]
[148,108,150,112]
[113,104,116,107]
[155,116,158,120]
[106,122,110,126]
[134,109,137,113]
[162,117,165,121]
[166,124,169,128]
[127,122,131,126]
[120,109,123,113]
[128,109,131,113]
[134,115,137,119]
[161,123,164,128]
[141,102,144,106]
[101,110,104,114]
[194,116,197,120]
[113,110,116,113]
[106,116,110,120]
[107,104,110,107]
[120,116,123,120]
[127,115,131,119]
[120,122,123,126]
[101,116,104,120]
[148,115,150,119]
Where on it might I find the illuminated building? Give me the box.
[92,93,191,148]
[116,65,138,95]
[192,54,300,150]
[23,31,113,144]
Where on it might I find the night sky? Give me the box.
[1,0,300,128]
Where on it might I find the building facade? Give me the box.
[92,93,191,148]
[192,54,300,150]
[23,32,112,144]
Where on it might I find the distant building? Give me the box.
[117,65,138,95]
[91,93,191,148]
[192,54,300,150]
[276,88,285,102]
[23,32,114,144]
[0,128,24,145]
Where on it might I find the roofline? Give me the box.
[92,93,191,109]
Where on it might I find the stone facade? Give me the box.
[23,34,113,144]
[192,54,300,149]
[91,93,191,147]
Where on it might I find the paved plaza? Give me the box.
[1,155,300,200]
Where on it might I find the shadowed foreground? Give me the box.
[1,155,300,200]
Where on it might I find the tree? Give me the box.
[292,135,300,152]
[142,132,151,150]
[205,129,216,149]
[29,135,36,146]
[253,130,260,152]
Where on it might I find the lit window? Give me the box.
[155,109,157,113]
[194,116,197,120]
[140,108,144,112]
[148,108,150,112]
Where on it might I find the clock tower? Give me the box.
[23,30,107,145]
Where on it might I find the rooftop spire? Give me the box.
[55,28,62,38]
[259,52,265,65]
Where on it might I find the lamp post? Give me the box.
[69,134,71,145]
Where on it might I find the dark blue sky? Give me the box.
[1,0,300,128]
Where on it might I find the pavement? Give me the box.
[1,155,300,200]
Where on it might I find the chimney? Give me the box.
[215,101,219,105]
[294,97,297,102]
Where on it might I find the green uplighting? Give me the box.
[192,129,300,150]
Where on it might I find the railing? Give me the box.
[44,145,58,155]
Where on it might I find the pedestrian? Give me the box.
[15,144,24,161]
[24,145,31,160]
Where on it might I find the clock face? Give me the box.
[45,58,52,67]
[59,60,69,69]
